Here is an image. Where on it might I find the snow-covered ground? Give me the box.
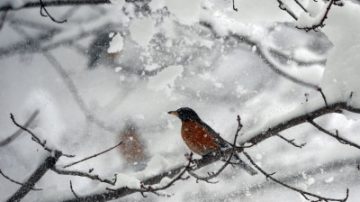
[1,0,360,201]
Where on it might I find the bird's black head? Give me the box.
[168,107,201,121]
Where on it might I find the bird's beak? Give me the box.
[168,111,178,117]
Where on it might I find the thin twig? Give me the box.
[308,119,360,150]
[70,180,79,198]
[1,110,39,147]
[232,0,238,11]
[39,0,67,23]
[0,169,42,191]
[10,113,74,158]
[277,0,298,20]
[0,10,8,30]
[317,87,328,107]
[276,134,306,148]
[294,0,308,13]
[243,152,349,202]
[296,0,336,31]
[63,141,123,168]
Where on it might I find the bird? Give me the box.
[168,107,257,175]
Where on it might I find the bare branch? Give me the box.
[243,151,349,202]
[294,0,307,13]
[63,141,123,168]
[39,0,67,23]
[232,0,238,11]
[276,134,306,148]
[10,113,74,158]
[0,169,42,191]
[1,110,39,147]
[52,167,117,185]
[0,10,8,31]
[308,119,360,150]
[318,88,328,107]
[7,151,62,201]
[70,181,80,198]
[277,0,298,20]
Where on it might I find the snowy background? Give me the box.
[1,0,360,201]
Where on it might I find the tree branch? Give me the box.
[63,102,360,201]
[296,0,336,31]
[6,151,62,202]
[245,102,359,145]
[39,0,67,23]
[277,0,298,20]
[10,113,74,158]
[0,169,42,191]
[70,180,80,198]
[308,119,360,150]
[276,134,306,148]
[1,110,39,147]
[63,141,122,168]
[52,167,117,185]
[243,151,349,202]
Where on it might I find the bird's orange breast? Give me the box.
[181,120,219,155]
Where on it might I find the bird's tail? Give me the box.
[231,153,258,175]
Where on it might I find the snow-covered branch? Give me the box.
[276,0,343,31]
[63,101,360,202]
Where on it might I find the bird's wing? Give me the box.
[200,121,230,148]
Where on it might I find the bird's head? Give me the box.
[168,107,201,121]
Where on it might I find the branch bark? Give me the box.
[6,151,62,202]
[0,110,39,147]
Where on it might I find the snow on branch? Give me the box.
[52,167,118,185]
[6,113,118,200]
[199,21,329,106]
[277,0,343,31]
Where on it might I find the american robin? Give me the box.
[168,107,257,175]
